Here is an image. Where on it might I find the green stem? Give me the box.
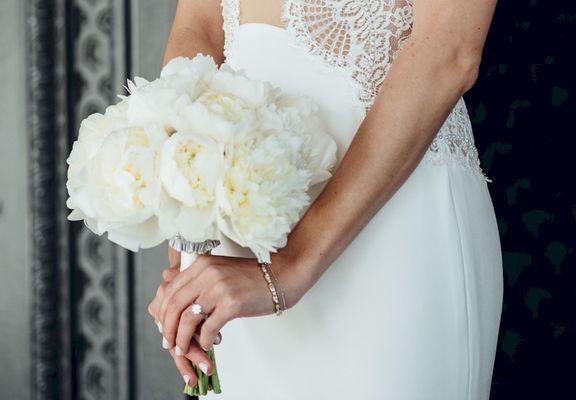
[202,366,209,395]
[198,364,206,395]
[208,349,222,393]
[182,348,222,396]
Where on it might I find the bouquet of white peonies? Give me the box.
[66,54,337,395]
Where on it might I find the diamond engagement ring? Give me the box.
[189,303,204,316]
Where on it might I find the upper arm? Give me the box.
[411,0,498,59]
[164,0,225,65]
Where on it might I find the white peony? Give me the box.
[67,124,168,251]
[216,132,313,263]
[210,63,280,109]
[176,90,257,145]
[157,131,225,243]
[160,54,218,80]
[126,55,218,133]
[175,63,277,144]
[275,95,338,185]
[66,101,129,192]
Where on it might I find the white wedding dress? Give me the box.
[207,1,504,399]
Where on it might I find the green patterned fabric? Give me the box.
[466,0,575,397]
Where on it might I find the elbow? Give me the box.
[411,17,485,95]
[420,43,481,96]
[412,33,483,95]
[454,49,482,94]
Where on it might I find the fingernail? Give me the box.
[175,345,184,356]
[213,335,221,345]
[157,322,163,334]
[199,362,209,375]
[162,337,169,349]
[183,374,190,385]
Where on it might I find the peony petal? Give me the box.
[107,217,166,251]
[67,209,86,221]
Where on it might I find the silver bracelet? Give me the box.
[258,262,285,316]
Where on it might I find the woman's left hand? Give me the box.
[150,252,302,354]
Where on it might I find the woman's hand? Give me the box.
[152,251,304,355]
[148,248,223,386]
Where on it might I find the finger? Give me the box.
[149,268,180,333]
[148,281,169,322]
[184,339,213,376]
[169,347,197,387]
[162,267,180,283]
[193,331,222,346]
[199,307,230,351]
[168,244,181,268]
[175,299,211,355]
[159,255,211,321]
[162,288,213,349]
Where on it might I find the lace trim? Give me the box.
[221,0,491,182]
[221,0,240,61]
[424,98,492,182]
[281,0,414,108]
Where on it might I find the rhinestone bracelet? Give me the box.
[266,262,287,312]
[258,262,284,316]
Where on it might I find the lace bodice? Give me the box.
[282,0,414,108]
[221,0,490,181]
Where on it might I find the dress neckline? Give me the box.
[237,22,287,33]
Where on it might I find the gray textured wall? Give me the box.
[0,0,184,398]
[0,0,31,398]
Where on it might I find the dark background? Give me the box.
[467,0,575,398]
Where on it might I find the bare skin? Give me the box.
[148,0,499,385]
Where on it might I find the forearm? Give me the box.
[275,37,480,305]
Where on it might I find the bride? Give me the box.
[148,0,503,398]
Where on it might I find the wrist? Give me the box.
[269,246,323,310]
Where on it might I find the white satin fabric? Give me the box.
[208,23,503,400]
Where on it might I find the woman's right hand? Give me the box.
[148,245,221,386]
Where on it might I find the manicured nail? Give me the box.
[214,335,221,345]
[162,337,169,349]
[183,374,190,385]
[175,346,184,356]
[199,362,209,375]
[157,322,163,334]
